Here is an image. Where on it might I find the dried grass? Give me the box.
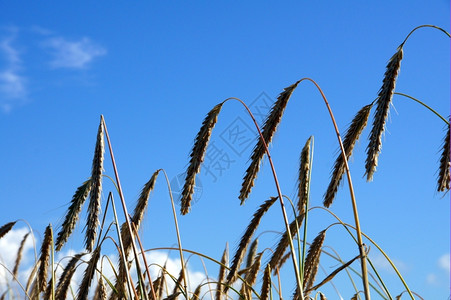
[37,225,52,294]
[324,104,372,207]
[12,232,29,278]
[0,221,17,239]
[437,125,450,192]
[267,214,304,273]
[216,244,228,300]
[181,103,224,214]
[365,47,403,181]
[239,81,301,204]
[86,117,105,252]
[303,230,326,296]
[298,137,312,214]
[55,253,85,300]
[227,197,276,286]
[77,248,101,300]
[55,180,91,251]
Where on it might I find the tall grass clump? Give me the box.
[0,24,449,300]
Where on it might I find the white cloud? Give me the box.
[426,273,439,286]
[44,37,106,69]
[0,228,209,299]
[438,253,450,272]
[0,31,27,110]
[369,253,408,274]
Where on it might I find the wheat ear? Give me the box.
[298,137,312,214]
[239,81,301,204]
[85,117,105,252]
[240,252,262,300]
[181,103,224,214]
[55,253,85,300]
[77,247,101,300]
[306,254,360,294]
[227,197,276,286]
[324,104,372,207]
[216,244,228,300]
[303,230,326,296]
[365,47,403,181]
[260,265,271,300]
[268,214,304,273]
[12,232,30,278]
[55,180,91,251]
[191,283,202,300]
[437,124,450,192]
[38,225,52,294]
[0,221,17,239]
[93,276,107,300]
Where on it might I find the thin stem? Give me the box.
[132,222,157,300]
[161,169,189,299]
[400,24,450,46]
[312,206,414,300]
[300,78,371,299]
[225,97,305,300]
[108,192,135,299]
[394,92,449,125]
[102,117,146,300]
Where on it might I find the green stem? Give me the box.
[394,92,449,125]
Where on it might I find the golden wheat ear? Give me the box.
[85,116,105,252]
[297,137,312,214]
[12,232,30,278]
[239,81,301,204]
[365,47,403,181]
[180,103,223,215]
[37,225,52,294]
[0,221,17,239]
[324,104,372,207]
[55,180,91,251]
[303,230,326,297]
[77,247,101,300]
[227,197,275,287]
[437,124,450,192]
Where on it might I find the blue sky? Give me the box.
[0,1,449,299]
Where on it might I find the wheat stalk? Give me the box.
[268,214,303,273]
[38,225,52,294]
[240,252,262,300]
[324,104,372,207]
[181,103,224,214]
[55,253,85,300]
[216,244,228,300]
[93,276,107,300]
[86,117,105,252]
[245,239,259,269]
[303,230,326,296]
[0,221,17,239]
[12,232,30,278]
[55,180,91,251]
[239,81,301,204]
[260,265,271,300]
[191,283,202,300]
[77,247,101,300]
[365,46,403,181]
[227,197,276,286]
[437,124,450,192]
[298,137,312,214]
[306,254,360,294]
